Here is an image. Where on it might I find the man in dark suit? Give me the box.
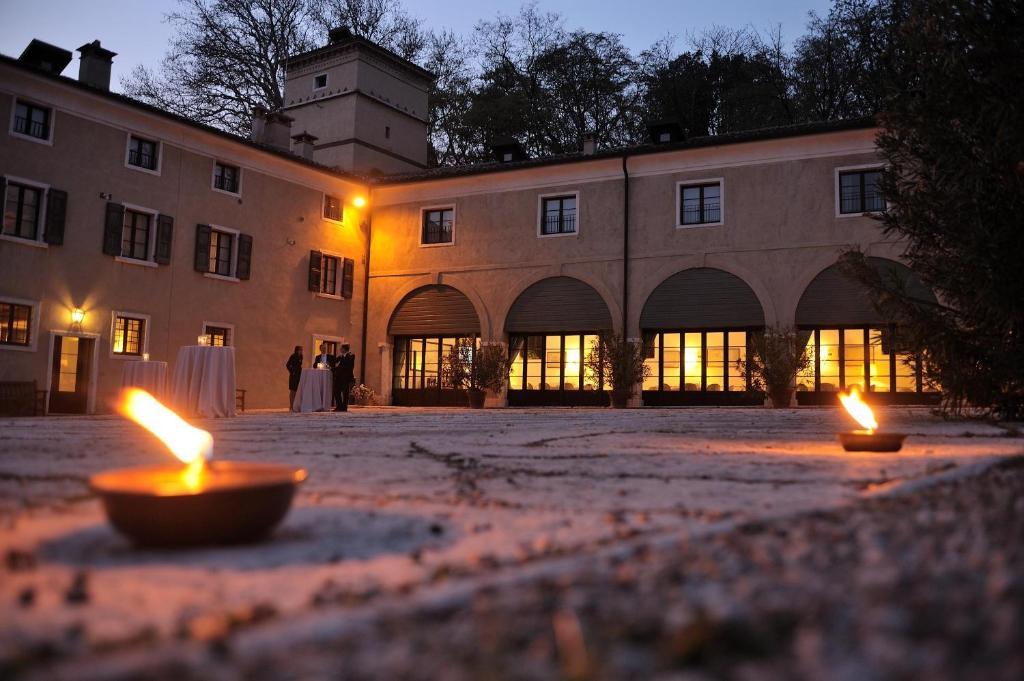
[312,343,335,370]
[332,343,356,412]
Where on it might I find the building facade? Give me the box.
[0,33,937,413]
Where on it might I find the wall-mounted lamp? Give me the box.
[70,308,85,325]
[353,196,367,208]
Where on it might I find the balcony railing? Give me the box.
[542,211,576,235]
[681,202,720,225]
[128,149,156,169]
[14,116,46,139]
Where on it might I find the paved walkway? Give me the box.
[1,407,1020,679]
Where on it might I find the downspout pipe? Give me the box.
[621,154,630,338]
[358,210,372,386]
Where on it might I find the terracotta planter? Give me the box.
[609,389,631,409]
[768,388,794,409]
[467,388,486,409]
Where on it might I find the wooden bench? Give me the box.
[0,381,47,417]
[235,388,247,413]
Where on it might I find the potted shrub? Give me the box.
[745,327,811,408]
[443,342,511,408]
[584,333,650,408]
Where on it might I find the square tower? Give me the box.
[283,27,434,174]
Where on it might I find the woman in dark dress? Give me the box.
[286,345,303,409]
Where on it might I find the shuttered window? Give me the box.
[321,254,339,295]
[121,209,151,260]
[3,182,42,240]
[209,230,235,276]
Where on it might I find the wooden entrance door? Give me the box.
[49,335,94,414]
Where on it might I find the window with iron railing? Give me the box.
[679,182,721,225]
[422,208,454,244]
[214,162,240,193]
[541,196,576,235]
[128,135,159,170]
[839,169,885,214]
[13,101,50,140]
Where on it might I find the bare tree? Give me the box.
[311,0,426,61]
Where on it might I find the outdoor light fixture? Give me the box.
[70,308,85,325]
[837,387,907,452]
[90,389,306,547]
[353,196,366,208]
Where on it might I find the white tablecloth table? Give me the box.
[170,346,236,417]
[120,360,168,398]
[292,368,333,413]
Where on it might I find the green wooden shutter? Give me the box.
[102,202,124,255]
[341,257,354,298]
[154,214,174,264]
[44,189,67,245]
[308,250,322,291]
[236,233,253,280]
[194,224,212,272]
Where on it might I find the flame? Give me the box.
[117,389,213,491]
[839,386,878,432]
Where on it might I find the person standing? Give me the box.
[286,345,303,409]
[332,343,356,412]
[312,342,335,370]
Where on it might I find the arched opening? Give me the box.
[388,284,481,406]
[794,257,938,405]
[639,268,766,405]
[505,276,613,406]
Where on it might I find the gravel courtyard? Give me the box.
[2,407,1022,680]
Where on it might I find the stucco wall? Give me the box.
[0,66,370,412]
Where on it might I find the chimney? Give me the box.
[18,39,72,75]
[250,106,294,151]
[329,26,354,43]
[291,131,319,160]
[77,40,117,91]
[488,136,528,163]
[582,137,597,156]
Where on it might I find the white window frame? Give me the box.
[675,177,725,229]
[202,321,235,347]
[115,202,160,267]
[536,190,581,239]
[204,224,241,282]
[312,333,344,366]
[835,163,887,218]
[322,193,344,225]
[316,249,344,300]
[0,175,50,248]
[0,296,41,353]
[313,73,328,91]
[8,97,55,146]
[109,310,151,359]
[124,133,162,176]
[211,160,243,197]
[419,204,456,248]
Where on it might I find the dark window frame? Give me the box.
[838,169,885,214]
[540,195,577,235]
[12,100,51,141]
[3,181,43,241]
[393,335,480,391]
[112,314,146,355]
[320,254,340,295]
[127,135,159,171]
[208,229,235,276]
[213,162,240,194]
[421,207,454,245]
[313,73,328,90]
[0,301,33,347]
[204,325,232,347]
[641,327,756,393]
[323,194,343,222]
[796,325,927,394]
[507,332,604,392]
[678,181,722,226]
[121,209,152,260]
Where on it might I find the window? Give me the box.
[642,330,751,392]
[320,254,340,295]
[121,209,151,260]
[421,207,454,245]
[12,100,51,141]
[204,324,232,347]
[838,169,884,214]
[385,126,391,139]
[3,182,42,240]
[678,181,722,226]
[314,74,327,90]
[796,327,926,394]
[540,195,577,235]
[507,334,602,391]
[213,162,240,194]
[393,336,479,390]
[0,302,32,347]
[112,315,146,355]
[127,135,159,171]
[209,229,235,276]
[323,194,343,222]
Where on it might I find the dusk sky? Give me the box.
[0,0,832,90]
